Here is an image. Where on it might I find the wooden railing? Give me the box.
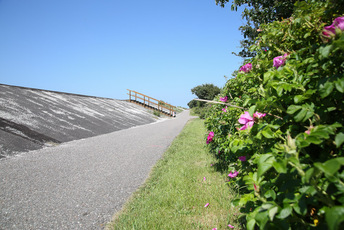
[127,89,175,116]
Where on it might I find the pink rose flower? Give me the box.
[228,224,235,228]
[228,171,239,178]
[238,156,246,162]
[334,16,344,31]
[222,106,228,113]
[220,96,228,102]
[206,131,214,144]
[273,53,288,69]
[239,63,252,73]
[323,24,336,37]
[322,16,344,38]
[238,111,254,130]
[322,30,333,38]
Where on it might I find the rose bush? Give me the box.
[205,0,344,229]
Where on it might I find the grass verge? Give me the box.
[106,118,242,230]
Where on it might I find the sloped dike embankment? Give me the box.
[0,84,157,158]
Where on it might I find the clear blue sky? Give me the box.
[0,0,245,107]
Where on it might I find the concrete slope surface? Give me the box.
[0,84,157,158]
[0,110,195,230]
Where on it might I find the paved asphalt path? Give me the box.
[0,110,195,230]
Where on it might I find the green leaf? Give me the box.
[276,204,292,219]
[258,154,275,177]
[305,135,322,144]
[264,190,277,200]
[294,95,306,104]
[287,105,302,115]
[262,127,274,139]
[299,185,317,195]
[243,98,251,107]
[287,103,314,122]
[238,193,255,206]
[301,125,339,146]
[294,108,308,122]
[294,89,317,104]
[325,206,344,230]
[327,107,337,112]
[311,126,334,139]
[319,44,332,59]
[335,132,344,147]
[335,78,344,93]
[333,34,344,51]
[263,72,274,84]
[304,32,311,39]
[296,134,311,148]
[268,206,279,221]
[276,85,284,97]
[249,105,256,117]
[273,159,287,173]
[261,203,274,210]
[255,211,269,229]
[231,199,240,207]
[319,81,334,98]
[293,198,307,215]
[315,158,344,176]
[303,167,315,184]
[247,219,256,230]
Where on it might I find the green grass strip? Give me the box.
[106,118,241,230]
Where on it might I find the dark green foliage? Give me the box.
[188,83,221,108]
[191,105,212,119]
[188,83,221,118]
[190,83,221,101]
[215,0,301,57]
[206,1,344,229]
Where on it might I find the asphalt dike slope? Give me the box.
[0,84,158,157]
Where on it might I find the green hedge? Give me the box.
[204,1,344,229]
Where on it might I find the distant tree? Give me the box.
[187,83,221,108]
[215,0,300,57]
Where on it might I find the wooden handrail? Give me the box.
[127,89,176,116]
[128,90,175,108]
